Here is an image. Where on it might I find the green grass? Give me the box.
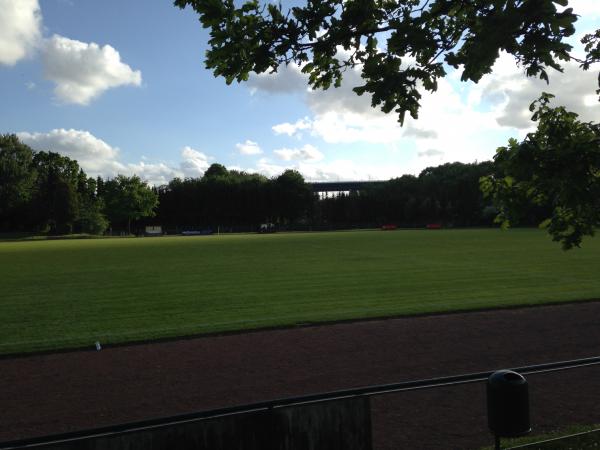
[480,424,600,449]
[1,229,599,355]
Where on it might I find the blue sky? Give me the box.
[1,0,599,185]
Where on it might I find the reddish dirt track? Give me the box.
[1,301,600,449]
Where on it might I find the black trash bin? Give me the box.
[487,370,531,438]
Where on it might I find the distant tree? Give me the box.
[275,170,312,224]
[481,93,600,250]
[30,151,82,234]
[76,176,108,235]
[203,163,228,179]
[0,134,36,230]
[77,197,109,235]
[51,180,79,234]
[418,161,496,225]
[103,175,159,234]
[156,170,274,230]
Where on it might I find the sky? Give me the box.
[1,0,599,186]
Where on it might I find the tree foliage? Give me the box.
[481,93,600,249]
[30,151,82,234]
[153,160,497,231]
[155,165,312,229]
[0,135,155,236]
[274,169,312,223]
[103,175,159,234]
[173,0,596,124]
[0,134,35,228]
[315,161,496,227]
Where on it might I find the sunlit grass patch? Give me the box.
[1,229,599,354]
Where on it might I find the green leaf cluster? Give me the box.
[0,135,158,235]
[103,175,159,234]
[175,0,587,124]
[481,94,600,249]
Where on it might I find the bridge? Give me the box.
[308,180,385,193]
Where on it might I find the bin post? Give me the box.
[487,370,531,449]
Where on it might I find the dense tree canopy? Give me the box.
[0,135,35,229]
[317,161,497,228]
[30,151,82,234]
[154,165,312,229]
[0,135,156,236]
[152,160,498,231]
[0,135,94,234]
[0,134,593,245]
[174,0,600,123]
[482,94,600,249]
[102,175,159,234]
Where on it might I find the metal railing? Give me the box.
[507,428,600,449]
[2,356,600,449]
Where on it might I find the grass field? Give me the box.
[1,229,599,355]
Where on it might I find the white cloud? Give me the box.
[310,111,404,144]
[272,118,312,136]
[253,40,600,180]
[0,3,140,104]
[246,63,307,94]
[560,0,600,18]
[42,34,142,105]
[274,144,324,162]
[474,53,600,129]
[254,158,286,178]
[125,162,182,186]
[306,69,377,117]
[18,128,125,176]
[418,149,445,158]
[259,59,439,145]
[0,0,41,66]
[17,129,216,186]
[404,127,438,139]
[235,140,262,155]
[180,146,210,177]
[251,157,402,181]
[297,160,396,181]
[402,74,506,166]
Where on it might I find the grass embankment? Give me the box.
[1,229,599,355]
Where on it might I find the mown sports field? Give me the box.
[1,229,599,355]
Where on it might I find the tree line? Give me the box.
[315,161,502,229]
[0,117,590,247]
[153,160,516,232]
[1,133,528,236]
[155,164,312,231]
[0,134,157,235]
[172,0,599,250]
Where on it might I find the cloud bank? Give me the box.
[236,140,262,155]
[274,144,323,162]
[1,1,142,104]
[42,35,142,105]
[17,129,213,186]
[0,0,41,66]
